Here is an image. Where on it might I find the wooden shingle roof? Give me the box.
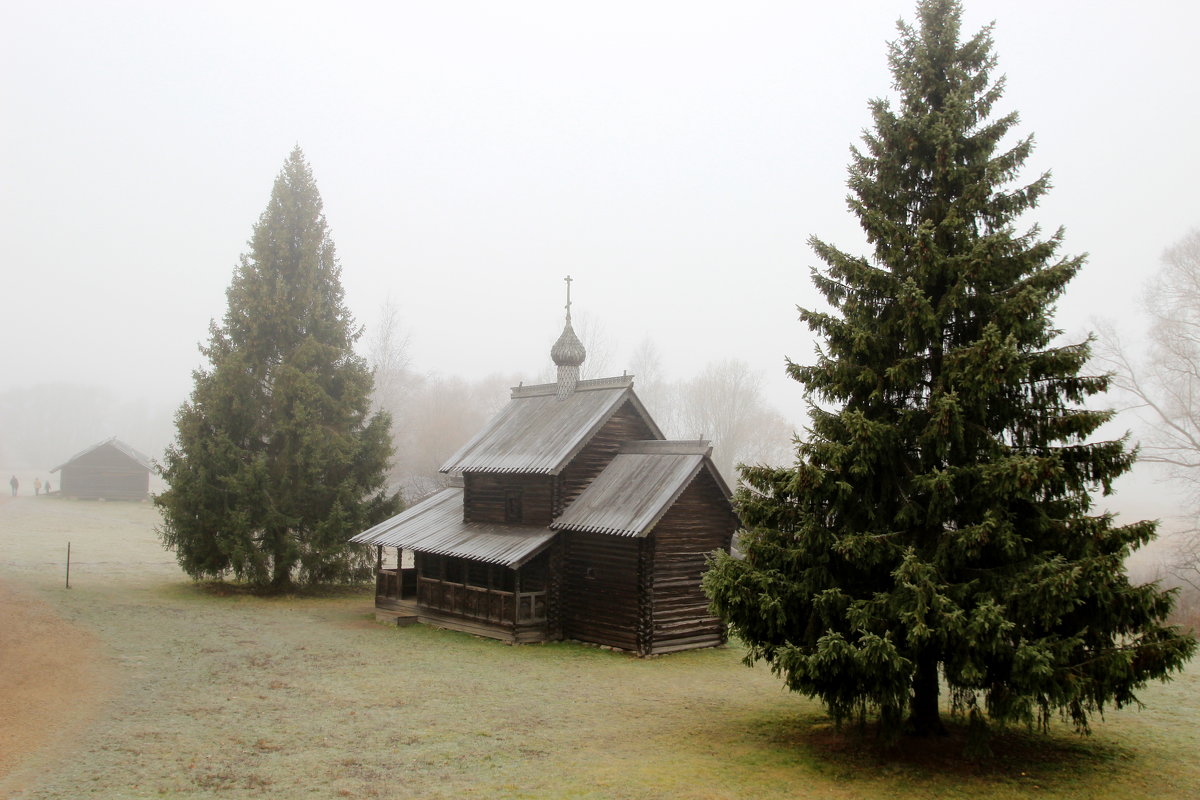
[440,375,662,475]
[51,437,154,473]
[350,488,556,568]
[551,440,732,537]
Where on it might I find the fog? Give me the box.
[2,2,1197,536]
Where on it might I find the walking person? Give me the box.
[34,477,41,496]
[9,475,17,496]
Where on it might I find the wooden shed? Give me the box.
[51,437,152,501]
[352,292,739,655]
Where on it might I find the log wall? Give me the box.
[647,469,737,654]
[463,473,555,525]
[546,538,564,642]
[560,531,643,652]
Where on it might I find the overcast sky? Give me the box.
[3,0,1198,452]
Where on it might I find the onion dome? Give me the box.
[551,317,586,367]
[552,275,586,400]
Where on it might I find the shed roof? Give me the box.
[51,437,154,473]
[551,440,732,537]
[351,488,555,569]
[440,375,662,476]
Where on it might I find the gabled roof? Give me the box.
[51,437,154,473]
[350,488,556,569]
[440,375,663,476]
[551,440,732,538]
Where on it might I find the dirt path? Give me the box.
[0,577,112,786]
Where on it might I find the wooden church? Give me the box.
[352,285,738,655]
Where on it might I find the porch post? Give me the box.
[513,566,522,636]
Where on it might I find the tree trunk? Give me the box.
[271,561,292,591]
[908,651,947,736]
[271,531,293,591]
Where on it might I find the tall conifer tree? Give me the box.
[157,147,398,589]
[704,0,1194,739]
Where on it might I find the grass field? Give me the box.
[2,497,1198,799]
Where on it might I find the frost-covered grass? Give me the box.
[2,497,1198,799]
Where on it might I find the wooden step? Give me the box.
[374,609,419,627]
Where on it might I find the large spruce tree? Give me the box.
[157,147,398,590]
[704,0,1194,739]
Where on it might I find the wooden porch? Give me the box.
[373,566,549,644]
[376,567,418,602]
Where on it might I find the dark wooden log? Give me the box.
[463,473,555,525]
[546,538,564,641]
[636,537,654,656]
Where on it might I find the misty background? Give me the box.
[2,2,1197,551]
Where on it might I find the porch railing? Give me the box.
[417,577,546,624]
[376,568,417,600]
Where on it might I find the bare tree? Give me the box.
[363,297,415,492]
[627,336,668,423]
[1096,228,1200,595]
[366,296,412,418]
[573,310,617,380]
[388,372,518,502]
[668,358,795,486]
